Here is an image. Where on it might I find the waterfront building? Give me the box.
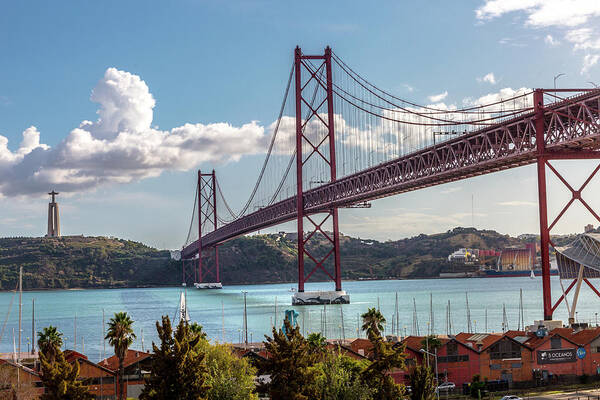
[64,350,117,398]
[398,335,480,387]
[0,359,43,397]
[397,326,600,389]
[475,331,533,383]
[100,349,152,399]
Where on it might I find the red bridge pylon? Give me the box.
[196,170,220,285]
[535,89,600,320]
[294,46,342,293]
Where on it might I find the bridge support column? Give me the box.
[293,46,347,304]
[195,169,222,289]
[535,89,600,320]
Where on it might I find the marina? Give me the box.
[2,276,600,362]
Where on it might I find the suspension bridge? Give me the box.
[181,46,600,317]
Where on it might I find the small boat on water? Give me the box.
[178,291,190,323]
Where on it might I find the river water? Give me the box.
[1,277,599,362]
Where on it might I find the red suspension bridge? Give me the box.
[181,46,600,318]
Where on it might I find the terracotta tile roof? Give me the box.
[455,332,503,351]
[326,343,367,360]
[350,338,372,348]
[523,329,579,349]
[100,349,151,371]
[0,359,41,378]
[350,338,374,358]
[568,327,600,345]
[401,336,426,352]
[63,350,88,363]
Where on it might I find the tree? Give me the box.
[311,352,373,400]
[469,375,485,399]
[198,341,258,400]
[37,326,63,363]
[307,332,327,354]
[190,322,207,340]
[420,335,442,352]
[260,318,318,400]
[360,310,405,400]
[39,344,93,399]
[361,308,386,341]
[409,364,436,400]
[420,335,442,367]
[140,316,210,400]
[105,312,136,400]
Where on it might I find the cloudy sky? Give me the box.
[1,0,600,249]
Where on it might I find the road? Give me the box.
[529,388,600,400]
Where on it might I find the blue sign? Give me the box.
[577,347,587,359]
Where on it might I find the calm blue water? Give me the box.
[1,277,599,362]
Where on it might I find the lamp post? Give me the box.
[421,348,439,400]
[553,73,565,90]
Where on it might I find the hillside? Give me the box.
[0,236,180,290]
[0,227,547,290]
[209,227,527,284]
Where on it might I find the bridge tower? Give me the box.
[535,89,600,321]
[194,170,221,289]
[293,46,348,305]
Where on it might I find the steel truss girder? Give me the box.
[182,89,600,259]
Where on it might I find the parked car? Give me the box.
[436,382,456,392]
[500,396,522,400]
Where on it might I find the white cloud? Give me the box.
[476,1,600,27]
[545,34,559,46]
[440,186,462,195]
[476,1,600,73]
[463,87,533,110]
[582,54,600,74]
[427,91,448,102]
[0,68,269,197]
[403,84,415,92]
[565,28,600,50]
[497,200,537,207]
[477,72,497,84]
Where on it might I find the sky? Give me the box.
[1,0,600,249]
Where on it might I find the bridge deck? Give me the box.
[182,89,600,259]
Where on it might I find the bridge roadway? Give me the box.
[182,89,600,259]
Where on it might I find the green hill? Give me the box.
[0,227,535,290]
[0,236,180,290]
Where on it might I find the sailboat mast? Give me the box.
[466,292,472,333]
[429,293,434,335]
[485,308,488,333]
[243,291,248,346]
[340,306,345,341]
[102,309,106,361]
[31,298,35,355]
[395,292,399,336]
[18,266,22,363]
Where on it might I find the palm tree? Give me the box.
[420,335,442,351]
[307,332,327,353]
[361,308,386,340]
[37,326,63,362]
[105,312,136,400]
[190,322,207,340]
